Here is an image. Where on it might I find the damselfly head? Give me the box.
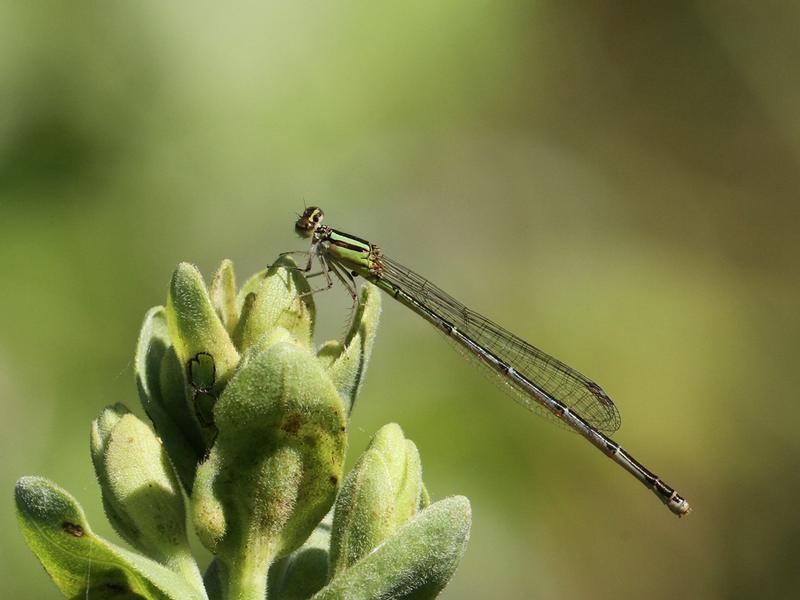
[295,206,324,238]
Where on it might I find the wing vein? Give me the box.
[381,256,622,432]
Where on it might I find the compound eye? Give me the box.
[295,206,324,238]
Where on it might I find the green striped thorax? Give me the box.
[295,205,384,276]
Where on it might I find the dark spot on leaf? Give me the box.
[62,521,84,537]
[282,414,302,434]
[329,475,338,486]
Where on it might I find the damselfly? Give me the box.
[291,206,691,516]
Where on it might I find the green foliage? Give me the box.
[16,259,471,599]
[316,497,471,600]
[15,476,203,600]
[329,424,424,577]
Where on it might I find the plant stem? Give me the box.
[224,537,273,600]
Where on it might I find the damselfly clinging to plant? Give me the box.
[290,206,691,517]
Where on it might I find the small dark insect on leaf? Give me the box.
[61,521,84,537]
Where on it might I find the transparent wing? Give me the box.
[381,256,622,433]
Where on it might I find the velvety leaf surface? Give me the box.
[135,306,202,491]
[316,496,471,600]
[166,262,239,384]
[210,259,239,335]
[232,258,315,352]
[319,284,381,414]
[15,477,205,600]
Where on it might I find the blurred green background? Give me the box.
[2,2,799,598]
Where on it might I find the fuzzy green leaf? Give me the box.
[191,339,346,599]
[318,284,381,414]
[210,259,239,335]
[368,424,423,527]
[329,424,423,577]
[235,268,267,310]
[329,448,394,578]
[90,406,204,593]
[203,559,225,600]
[314,496,471,600]
[135,307,202,491]
[166,262,239,385]
[15,476,205,600]
[396,440,422,523]
[90,402,129,469]
[232,258,315,352]
[419,484,432,510]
